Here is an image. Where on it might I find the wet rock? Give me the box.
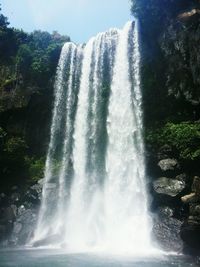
[10,205,17,217]
[192,176,200,196]
[190,204,200,216]
[153,214,183,252]
[0,224,7,240]
[180,176,200,249]
[158,158,180,172]
[157,145,173,160]
[18,205,26,216]
[8,237,18,246]
[0,193,6,199]
[0,204,17,244]
[13,222,22,234]
[176,173,187,182]
[13,208,37,245]
[153,177,186,197]
[30,184,43,194]
[0,181,43,246]
[38,179,45,185]
[10,192,20,203]
[11,186,18,192]
[17,209,35,224]
[25,183,42,204]
[188,216,200,225]
[0,193,8,207]
[158,206,174,217]
[2,206,16,223]
[181,223,200,249]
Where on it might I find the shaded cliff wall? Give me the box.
[131,0,200,252]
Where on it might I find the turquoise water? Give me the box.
[0,249,197,267]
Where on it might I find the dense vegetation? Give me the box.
[0,5,70,190]
[146,122,200,160]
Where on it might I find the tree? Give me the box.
[0,4,9,29]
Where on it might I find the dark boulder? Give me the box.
[180,176,200,249]
[10,192,21,204]
[153,212,183,252]
[192,176,200,195]
[9,206,38,245]
[24,183,42,205]
[181,223,200,249]
[157,145,173,160]
[0,193,9,207]
[158,206,174,217]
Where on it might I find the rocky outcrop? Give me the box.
[153,207,183,252]
[149,147,200,253]
[158,158,180,172]
[153,176,185,197]
[181,176,200,250]
[132,0,200,255]
[0,181,43,246]
[150,152,189,252]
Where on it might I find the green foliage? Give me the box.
[4,136,28,161]
[25,30,70,85]
[0,4,9,29]
[0,7,71,189]
[146,122,200,160]
[0,134,29,188]
[25,157,45,182]
[16,44,33,76]
[0,13,8,28]
[25,157,64,183]
[0,127,6,138]
[0,7,70,88]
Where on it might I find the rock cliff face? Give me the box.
[131,0,200,254]
[155,13,200,252]
[135,0,200,125]
[160,12,200,115]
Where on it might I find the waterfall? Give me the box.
[32,20,154,254]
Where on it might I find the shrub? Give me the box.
[146,122,200,160]
[25,157,45,182]
[4,136,28,161]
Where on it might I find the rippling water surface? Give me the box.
[0,249,197,267]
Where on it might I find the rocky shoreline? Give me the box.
[147,145,200,256]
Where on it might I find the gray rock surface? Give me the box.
[153,177,185,197]
[158,158,179,172]
[153,214,183,252]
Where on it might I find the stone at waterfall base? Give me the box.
[180,176,200,250]
[152,208,183,252]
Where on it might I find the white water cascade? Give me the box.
[32,20,154,254]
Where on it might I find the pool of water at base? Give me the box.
[0,249,198,267]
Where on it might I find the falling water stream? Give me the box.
[32,20,154,255]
